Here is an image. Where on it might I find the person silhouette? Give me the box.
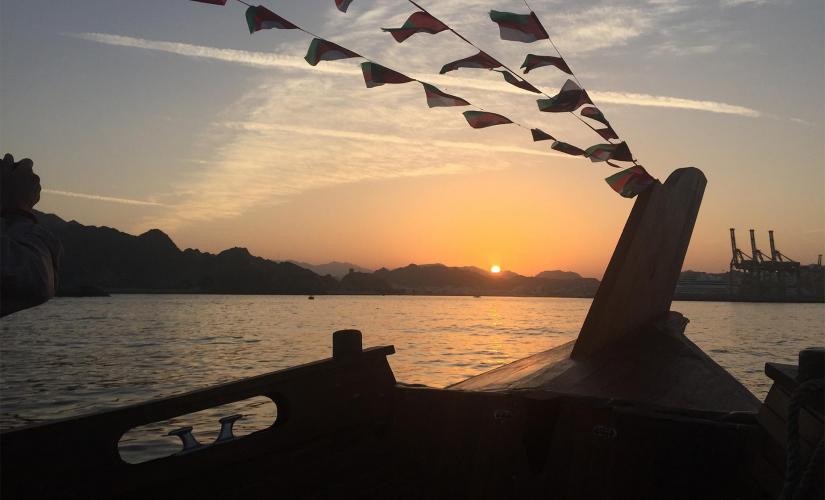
[1,154,62,317]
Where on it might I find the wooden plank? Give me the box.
[452,312,759,413]
[572,168,706,358]
[763,384,823,446]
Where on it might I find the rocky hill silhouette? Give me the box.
[34,211,599,298]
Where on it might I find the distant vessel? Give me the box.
[307,296,315,300]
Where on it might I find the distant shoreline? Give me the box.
[56,291,824,304]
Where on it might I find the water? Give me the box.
[1,295,822,461]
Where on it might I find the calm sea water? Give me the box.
[1,295,822,461]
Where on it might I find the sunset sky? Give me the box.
[1,0,822,278]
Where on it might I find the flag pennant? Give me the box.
[581,107,610,127]
[537,79,593,113]
[489,10,549,43]
[521,54,572,75]
[531,128,555,141]
[422,83,470,108]
[551,141,586,156]
[596,127,619,140]
[495,70,541,94]
[246,6,298,33]
[382,12,448,43]
[191,0,227,5]
[440,51,501,74]
[605,166,656,198]
[335,0,354,12]
[305,38,360,66]
[584,142,634,163]
[463,111,512,129]
[361,62,415,88]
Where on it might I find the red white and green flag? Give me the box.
[191,0,227,5]
[537,79,593,113]
[304,38,360,66]
[382,12,448,43]
[440,51,501,74]
[335,0,353,12]
[495,70,541,94]
[489,10,549,43]
[246,6,298,33]
[361,62,415,88]
[463,111,512,129]
[581,107,610,127]
[422,83,470,108]
[585,142,634,163]
[520,54,572,75]
[605,166,656,198]
[531,128,555,141]
[596,126,619,140]
[551,141,586,156]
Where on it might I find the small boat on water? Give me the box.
[1,169,822,499]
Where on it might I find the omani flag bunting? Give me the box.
[335,0,353,12]
[584,142,634,163]
[605,166,656,198]
[551,141,586,156]
[495,70,541,94]
[489,10,549,43]
[537,79,593,113]
[440,51,501,74]
[361,62,415,88]
[305,38,360,66]
[246,6,298,33]
[520,54,572,75]
[422,83,470,108]
[530,128,555,141]
[462,111,513,129]
[382,12,448,43]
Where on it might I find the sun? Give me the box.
[490,265,501,274]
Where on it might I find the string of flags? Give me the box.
[190,0,656,198]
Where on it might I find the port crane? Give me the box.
[729,228,800,297]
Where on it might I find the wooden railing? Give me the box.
[0,330,396,499]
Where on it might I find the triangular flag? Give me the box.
[551,141,585,156]
[584,142,634,162]
[581,107,610,127]
[605,166,656,198]
[382,12,448,43]
[596,127,619,140]
[440,51,501,74]
[422,83,470,108]
[246,6,298,33]
[537,79,593,113]
[335,0,353,12]
[463,111,512,129]
[521,54,572,75]
[191,0,227,5]
[361,62,415,88]
[531,128,555,141]
[304,38,360,66]
[489,11,549,43]
[495,70,541,93]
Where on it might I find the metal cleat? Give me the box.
[167,426,202,453]
[215,414,244,443]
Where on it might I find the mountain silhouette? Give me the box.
[33,211,598,298]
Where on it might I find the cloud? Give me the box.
[70,32,761,118]
[43,189,166,206]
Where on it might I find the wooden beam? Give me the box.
[572,167,707,358]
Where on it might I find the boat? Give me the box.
[1,169,822,499]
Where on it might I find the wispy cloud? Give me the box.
[43,189,166,206]
[70,32,761,118]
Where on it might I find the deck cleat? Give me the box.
[167,426,202,453]
[215,414,244,443]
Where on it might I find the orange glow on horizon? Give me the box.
[490,265,501,274]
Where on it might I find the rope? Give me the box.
[779,378,824,500]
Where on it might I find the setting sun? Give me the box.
[490,265,501,274]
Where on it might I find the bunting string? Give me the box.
[189,0,655,197]
[406,0,639,167]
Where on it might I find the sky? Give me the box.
[1,0,823,278]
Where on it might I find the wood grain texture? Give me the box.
[572,167,707,358]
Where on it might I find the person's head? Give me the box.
[1,154,40,214]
